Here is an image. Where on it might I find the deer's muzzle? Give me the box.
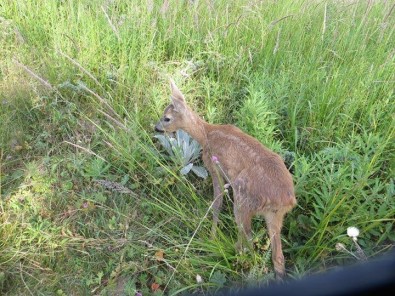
[155,122,164,132]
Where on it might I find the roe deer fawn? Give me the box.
[155,80,296,279]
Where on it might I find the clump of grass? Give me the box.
[236,78,283,153]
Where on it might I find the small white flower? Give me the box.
[347,226,360,240]
[335,242,346,251]
[224,183,230,193]
[196,274,203,284]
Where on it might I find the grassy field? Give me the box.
[1,0,394,294]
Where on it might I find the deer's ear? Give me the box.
[170,79,186,102]
[169,79,186,112]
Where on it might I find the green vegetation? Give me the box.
[1,0,394,294]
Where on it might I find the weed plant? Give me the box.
[1,0,394,295]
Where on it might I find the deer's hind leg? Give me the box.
[263,209,287,279]
[233,176,253,252]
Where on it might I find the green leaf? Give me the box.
[210,271,226,288]
[154,134,173,156]
[180,163,193,175]
[191,165,208,179]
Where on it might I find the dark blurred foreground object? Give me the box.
[234,249,395,296]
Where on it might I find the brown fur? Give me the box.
[155,80,296,279]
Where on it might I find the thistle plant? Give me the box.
[155,130,208,179]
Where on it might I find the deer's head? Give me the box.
[155,80,192,133]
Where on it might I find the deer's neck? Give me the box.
[182,113,210,147]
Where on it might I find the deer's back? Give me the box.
[203,124,296,211]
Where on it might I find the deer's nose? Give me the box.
[155,123,164,132]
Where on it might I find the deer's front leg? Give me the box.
[211,173,224,236]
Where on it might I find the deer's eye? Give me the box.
[163,117,171,122]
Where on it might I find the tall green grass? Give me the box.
[1,0,394,294]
